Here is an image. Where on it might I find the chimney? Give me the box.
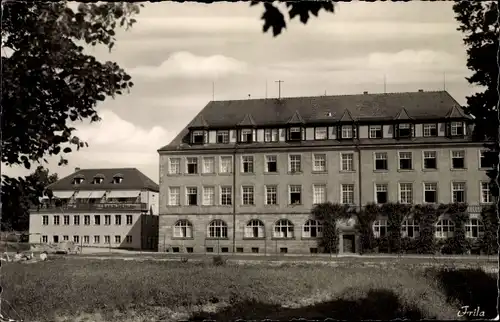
[418,89,423,92]
[75,167,81,173]
[363,91,368,94]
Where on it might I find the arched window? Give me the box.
[373,219,388,238]
[435,219,455,238]
[173,220,193,238]
[273,219,294,238]
[401,219,420,238]
[303,219,323,238]
[208,219,228,238]
[465,219,484,238]
[245,219,265,238]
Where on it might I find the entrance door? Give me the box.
[342,234,355,253]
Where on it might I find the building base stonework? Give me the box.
[158,213,361,255]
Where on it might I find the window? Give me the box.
[265,185,278,205]
[341,125,353,139]
[273,219,294,238]
[186,187,198,206]
[399,152,412,170]
[42,236,48,243]
[289,185,302,205]
[126,215,133,225]
[435,219,454,238]
[465,219,484,238]
[289,154,302,173]
[202,186,215,206]
[480,150,494,168]
[373,220,388,238]
[397,123,412,138]
[341,184,354,204]
[104,235,110,244]
[115,215,121,225]
[73,236,79,244]
[123,235,131,243]
[103,215,110,226]
[424,183,438,203]
[216,130,229,144]
[202,157,215,174]
[313,153,327,172]
[280,247,288,253]
[63,215,70,225]
[208,220,228,238]
[245,219,265,238]
[186,247,194,253]
[42,216,49,225]
[315,127,328,140]
[303,219,323,238]
[94,235,100,244]
[73,215,80,225]
[53,236,59,243]
[168,158,181,174]
[115,235,121,244]
[174,220,193,238]
[266,155,278,173]
[451,122,464,136]
[186,157,198,174]
[451,150,465,169]
[73,177,84,184]
[481,182,493,203]
[84,215,90,225]
[83,236,90,244]
[369,125,382,139]
[313,184,326,204]
[219,156,233,174]
[94,215,101,225]
[206,247,214,253]
[341,153,354,171]
[264,129,279,142]
[374,152,388,170]
[375,184,388,204]
[220,187,232,205]
[237,247,244,253]
[168,187,180,206]
[423,124,437,137]
[401,220,420,238]
[53,215,60,225]
[251,247,259,253]
[192,130,205,144]
[93,177,104,184]
[242,186,254,205]
[288,127,302,141]
[452,182,466,203]
[423,151,437,169]
[240,129,253,143]
[242,156,254,173]
[63,235,69,241]
[399,183,413,204]
[112,176,123,184]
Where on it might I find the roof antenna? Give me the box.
[275,80,284,99]
[248,94,251,99]
[212,81,215,101]
[265,79,268,99]
[383,74,387,94]
[443,72,446,91]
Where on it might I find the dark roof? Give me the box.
[160,91,471,151]
[238,114,256,126]
[188,114,209,128]
[47,168,159,192]
[287,110,305,124]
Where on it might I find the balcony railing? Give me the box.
[30,202,148,213]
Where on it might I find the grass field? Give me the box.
[1,257,498,322]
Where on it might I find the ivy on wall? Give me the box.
[354,203,379,253]
[480,204,499,255]
[382,203,412,254]
[413,204,440,254]
[311,202,350,254]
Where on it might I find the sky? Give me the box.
[3,1,479,183]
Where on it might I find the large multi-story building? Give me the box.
[157,90,494,254]
[29,167,160,251]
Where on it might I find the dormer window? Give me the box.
[113,176,123,184]
[216,130,229,144]
[73,177,84,185]
[264,129,279,142]
[93,177,104,184]
[288,127,302,141]
[340,125,356,139]
[239,129,253,143]
[369,125,383,139]
[315,127,328,140]
[397,123,412,138]
[191,130,206,144]
[450,122,464,136]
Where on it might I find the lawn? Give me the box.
[1,257,498,322]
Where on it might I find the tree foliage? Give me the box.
[1,166,58,231]
[453,1,499,196]
[311,202,350,254]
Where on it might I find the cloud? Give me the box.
[128,51,248,80]
[74,109,174,165]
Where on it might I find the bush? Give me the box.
[375,237,390,253]
[400,237,418,254]
[213,255,226,266]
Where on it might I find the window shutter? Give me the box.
[301,127,305,140]
[204,131,208,144]
[445,122,451,137]
[394,124,399,139]
[337,126,342,140]
[411,124,414,138]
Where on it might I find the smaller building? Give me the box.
[29,167,159,251]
